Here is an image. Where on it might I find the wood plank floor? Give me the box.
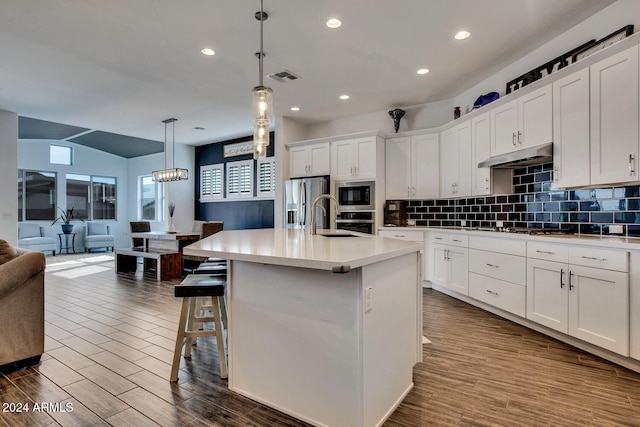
[1,252,639,426]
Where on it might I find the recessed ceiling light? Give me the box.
[201,48,216,56]
[290,107,300,111]
[194,126,205,130]
[417,68,430,75]
[339,94,350,100]
[326,18,342,29]
[454,31,470,40]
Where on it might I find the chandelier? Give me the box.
[152,118,188,182]
[252,0,272,158]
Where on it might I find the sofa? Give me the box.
[84,221,115,252]
[0,241,45,369]
[17,222,57,256]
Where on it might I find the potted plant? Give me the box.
[52,207,84,234]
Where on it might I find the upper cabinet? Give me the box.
[331,136,377,180]
[471,113,491,196]
[440,121,472,198]
[552,68,590,188]
[590,45,639,186]
[385,133,439,200]
[490,84,552,156]
[289,142,330,178]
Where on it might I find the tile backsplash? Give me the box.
[406,162,640,236]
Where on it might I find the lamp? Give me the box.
[252,0,272,158]
[152,118,188,182]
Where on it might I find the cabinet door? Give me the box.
[590,45,639,185]
[308,143,330,176]
[553,68,590,188]
[456,122,472,197]
[353,137,376,179]
[385,137,412,199]
[517,84,552,149]
[331,139,355,180]
[568,265,629,356]
[412,133,440,199]
[430,244,449,286]
[472,113,491,195]
[490,99,518,156]
[289,146,310,178]
[526,259,568,333]
[448,246,469,295]
[440,128,458,197]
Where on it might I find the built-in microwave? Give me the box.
[335,181,375,211]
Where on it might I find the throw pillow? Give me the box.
[0,239,17,265]
[88,222,108,236]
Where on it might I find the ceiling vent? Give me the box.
[267,70,299,83]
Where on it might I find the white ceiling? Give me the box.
[0,0,615,149]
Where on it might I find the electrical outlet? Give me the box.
[406,219,416,226]
[460,220,467,227]
[496,220,504,228]
[609,225,624,234]
[365,287,372,313]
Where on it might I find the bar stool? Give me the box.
[193,262,227,276]
[170,275,227,382]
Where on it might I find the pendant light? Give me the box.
[252,0,272,158]
[152,118,188,182]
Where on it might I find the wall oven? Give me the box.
[335,212,375,235]
[335,181,375,211]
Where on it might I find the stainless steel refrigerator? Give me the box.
[284,176,330,230]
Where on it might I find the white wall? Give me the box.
[0,110,18,246]
[18,139,130,248]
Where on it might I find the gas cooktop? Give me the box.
[474,227,572,235]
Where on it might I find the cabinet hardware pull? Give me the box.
[517,131,522,144]
[354,166,358,176]
[581,255,606,262]
[553,167,559,183]
[434,237,443,240]
[629,154,635,176]
[536,250,555,255]
[485,177,489,191]
[486,263,499,268]
[569,270,574,290]
[486,289,499,296]
[512,132,516,146]
[452,239,461,242]
[560,268,565,289]
[394,235,405,238]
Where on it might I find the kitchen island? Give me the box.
[184,228,423,427]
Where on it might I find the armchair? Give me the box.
[84,221,115,253]
[0,242,45,369]
[18,222,57,256]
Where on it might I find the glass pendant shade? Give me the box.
[252,86,273,123]
[253,119,269,158]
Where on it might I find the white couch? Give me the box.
[84,222,115,252]
[17,223,57,256]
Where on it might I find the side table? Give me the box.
[57,232,77,255]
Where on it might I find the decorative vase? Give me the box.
[168,217,176,233]
[388,108,406,133]
[61,224,73,234]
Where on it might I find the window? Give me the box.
[50,145,72,165]
[257,157,275,198]
[226,160,253,198]
[18,170,57,221]
[200,164,224,201]
[139,175,164,221]
[65,174,117,220]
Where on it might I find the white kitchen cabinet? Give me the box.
[590,45,639,185]
[379,228,426,281]
[527,242,629,356]
[552,67,591,188]
[440,121,472,198]
[386,133,439,199]
[428,232,469,295]
[331,136,377,180]
[471,113,491,195]
[490,84,552,156]
[289,142,330,178]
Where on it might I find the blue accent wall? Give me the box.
[195,133,275,230]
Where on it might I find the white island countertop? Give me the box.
[183,228,423,272]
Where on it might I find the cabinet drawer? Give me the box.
[379,229,425,242]
[469,249,526,285]
[428,232,449,245]
[469,235,526,256]
[527,241,569,263]
[469,272,526,317]
[569,247,628,272]
[448,234,469,247]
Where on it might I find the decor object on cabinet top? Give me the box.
[152,118,188,182]
[388,108,405,133]
[454,107,461,119]
[51,207,84,234]
[168,202,176,233]
[252,0,272,159]
[572,25,634,62]
[472,92,500,110]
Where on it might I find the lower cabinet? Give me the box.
[378,228,426,281]
[428,232,469,295]
[527,243,629,356]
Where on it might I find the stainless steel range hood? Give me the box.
[478,143,553,168]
